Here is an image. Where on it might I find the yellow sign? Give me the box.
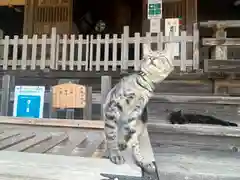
[52,83,86,109]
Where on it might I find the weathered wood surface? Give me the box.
[155,150,240,180]
[153,93,240,105]
[148,123,240,180]
[0,116,104,129]
[204,59,240,73]
[0,119,155,179]
[0,117,240,179]
[202,38,240,46]
[200,20,240,28]
[0,151,141,180]
[148,100,240,124]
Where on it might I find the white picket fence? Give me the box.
[0,25,199,72]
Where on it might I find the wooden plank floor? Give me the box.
[0,120,156,179]
[0,129,105,158]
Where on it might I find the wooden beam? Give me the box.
[152,93,240,105]
[148,122,240,137]
[202,38,240,46]
[204,59,240,74]
[200,20,240,28]
[0,0,25,6]
[0,116,104,129]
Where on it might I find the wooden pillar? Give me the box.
[185,0,197,35]
[212,25,228,95]
[211,25,227,60]
[101,76,112,120]
[83,86,92,120]
[0,29,3,59]
[142,0,150,36]
[23,0,35,36]
[1,75,15,116]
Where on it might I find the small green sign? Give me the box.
[148,0,162,19]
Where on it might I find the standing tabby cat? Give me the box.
[103,35,174,173]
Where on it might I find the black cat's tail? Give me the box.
[225,122,238,127]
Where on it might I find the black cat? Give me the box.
[168,110,238,127]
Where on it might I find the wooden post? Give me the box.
[193,23,199,70]
[0,29,3,60]
[122,26,129,71]
[83,86,92,120]
[211,24,227,60]
[211,24,228,95]
[50,28,57,69]
[101,76,112,120]
[1,75,15,116]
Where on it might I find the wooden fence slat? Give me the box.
[12,35,18,70]
[31,34,38,70]
[146,32,151,46]
[89,35,94,71]
[5,134,52,152]
[180,31,187,71]
[85,35,89,71]
[21,35,28,70]
[104,34,109,71]
[40,34,47,69]
[112,34,118,71]
[55,35,60,70]
[62,34,68,70]
[77,35,83,71]
[69,34,75,70]
[157,32,163,51]
[25,133,68,153]
[120,34,124,69]
[122,26,129,70]
[193,23,199,70]
[0,133,36,150]
[96,34,101,71]
[50,28,57,69]
[3,36,9,70]
[134,32,140,71]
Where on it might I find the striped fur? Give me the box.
[103,40,174,173]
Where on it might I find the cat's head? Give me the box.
[140,42,174,83]
[167,110,185,124]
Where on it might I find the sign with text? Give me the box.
[13,86,45,118]
[52,83,86,109]
[150,19,161,33]
[148,0,162,19]
[165,18,180,56]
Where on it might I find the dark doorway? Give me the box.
[73,0,143,35]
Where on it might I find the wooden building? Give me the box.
[0,0,198,36]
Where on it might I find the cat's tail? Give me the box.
[225,121,238,127]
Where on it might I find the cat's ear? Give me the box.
[143,44,152,55]
[176,110,182,114]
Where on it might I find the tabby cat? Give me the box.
[103,39,174,173]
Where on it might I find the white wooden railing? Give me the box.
[0,25,199,72]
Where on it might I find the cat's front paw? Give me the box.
[109,150,125,165]
[118,142,128,151]
[137,161,156,174]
